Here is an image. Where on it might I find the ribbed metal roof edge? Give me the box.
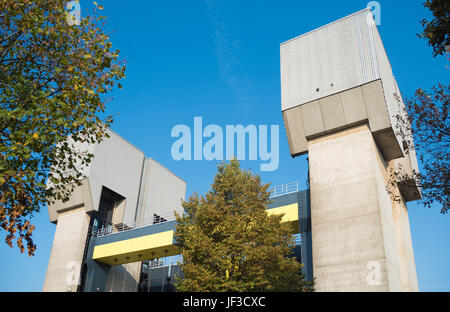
[280,7,373,46]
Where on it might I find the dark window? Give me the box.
[97,187,123,229]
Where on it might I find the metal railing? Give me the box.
[268,181,299,198]
[143,255,183,269]
[93,211,177,238]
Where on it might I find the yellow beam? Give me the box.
[93,230,178,266]
[267,203,298,222]
[267,203,299,233]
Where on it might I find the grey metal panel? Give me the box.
[298,190,313,281]
[371,23,401,135]
[267,191,303,208]
[138,159,186,222]
[82,237,111,292]
[281,9,380,111]
[104,262,140,292]
[87,129,145,221]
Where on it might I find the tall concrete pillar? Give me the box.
[280,9,420,291]
[43,207,91,291]
[390,167,419,291]
[308,125,403,291]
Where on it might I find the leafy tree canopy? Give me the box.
[400,85,449,214]
[0,1,125,255]
[419,0,450,57]
[392,1,449,214]
[174,159,314,291]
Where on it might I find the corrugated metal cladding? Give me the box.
[281,8,387,111]
[371,22,405,152]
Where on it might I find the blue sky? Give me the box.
[0,0,449,291]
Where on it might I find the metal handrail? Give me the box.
[93,211,177,238]
[268,181,299,198]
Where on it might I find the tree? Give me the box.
[418,0,450,57]
[0,1,125,256]
[392,85,449,214]
[390,1,449,214]
[174,159,313,292]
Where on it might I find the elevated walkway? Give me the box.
[82,186,313,291]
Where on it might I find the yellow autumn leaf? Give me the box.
[33,133,39,139]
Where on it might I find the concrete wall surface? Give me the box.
[135,159,186,223]
[43,207,91,291]
[308,124,417,291]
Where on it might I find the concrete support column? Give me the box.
[43,207,91,292]
[308,124,403,291]
[390,185,419,291]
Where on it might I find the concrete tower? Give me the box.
[280,9,420,291]
[43,130,186,292]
